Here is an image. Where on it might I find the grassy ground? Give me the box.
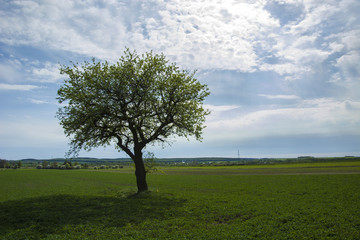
[0,162,359,239]
[157,161,360,175]
[107,160,360,175]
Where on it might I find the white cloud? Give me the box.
[329,72,342,83]
[341,30,360,51]
[258,0,359,82]
[259,62,311,77]
[30,62,62,83]
[0,58,62,84]
[323,27,360,97]
[280,47,330,64]
[0,83,40,91]
[0,0,280,71]
[152,0,280,71]
[0,0,129,60]
[326,29,360,53]
[286,3,338,35]
[332,50,360,98]
[335,51,360,81]
[204,98,360,141]
[29,98,48,104]
[203,104,240,121]
[1,0,357,82]
[204,104,240,113]
[258,94,299,100]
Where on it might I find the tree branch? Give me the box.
[116,136,134,159]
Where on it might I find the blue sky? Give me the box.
[1,0,359,160]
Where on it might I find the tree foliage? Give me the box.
[0,159,9,168]
[57,49,210,192]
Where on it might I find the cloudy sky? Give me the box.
[1,0,359,160]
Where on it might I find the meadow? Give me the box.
[0,161,359,239]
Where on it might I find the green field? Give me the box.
[1,161,360,239]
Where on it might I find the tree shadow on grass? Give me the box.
[0,192,186,239]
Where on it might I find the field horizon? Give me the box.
[10,155,360,167]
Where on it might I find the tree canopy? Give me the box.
[57,49,210,192]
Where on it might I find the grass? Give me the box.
[112,160,360,175]
[0,163,360,239]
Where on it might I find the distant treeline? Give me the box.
[0,159,21,169]
[19,158,132,168]
[7,156,360,168]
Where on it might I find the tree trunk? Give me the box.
[133,150,148,193]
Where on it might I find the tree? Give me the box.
[0,159,8,168]
[62,160,73,169]
[51,161,58,169]
[57,49,210,193]
[42,160,48,169]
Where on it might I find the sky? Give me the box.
[0,0,359,160]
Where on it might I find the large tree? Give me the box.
[57,49,210,192]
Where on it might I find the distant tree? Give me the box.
[0,159,8,168]
[63,160,72,168]
[143,152,161,173]
[51,162,58,169]
[57,49,210,192]
[65,163,72,169]
[42,161,48,169]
